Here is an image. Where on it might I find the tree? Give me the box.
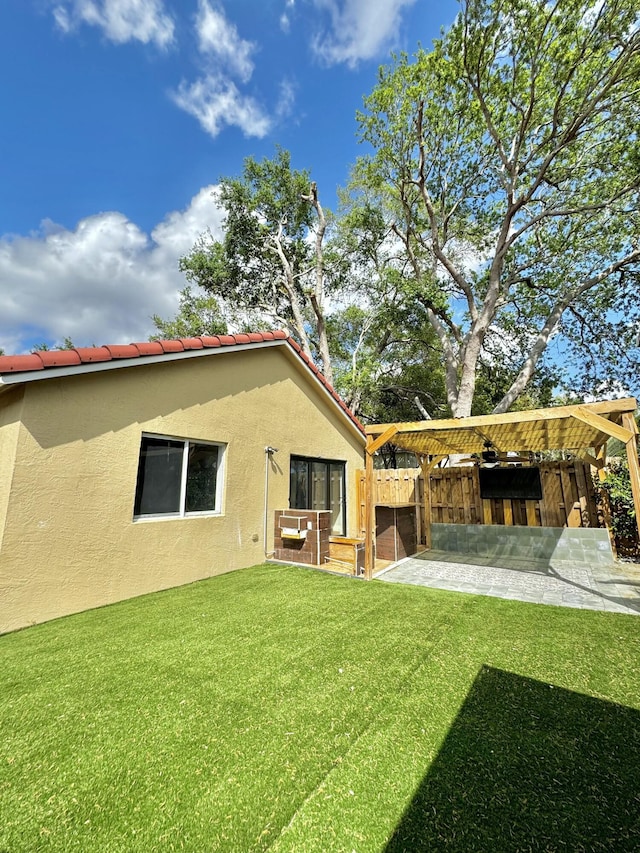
[179,148,337,383]
[356,0,640,417]
[150,286,227,340]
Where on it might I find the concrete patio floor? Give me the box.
[377,550,640,615]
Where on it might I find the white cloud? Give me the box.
[52,0,175,47]
[275,79,296,120]
[311,0,417,66]
[171,2,278,140]
[195,0,255,82]
[0,187,224,354]
[171,75,271,139]
[280,0,295,32]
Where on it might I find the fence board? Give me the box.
[503,499,514,526]
[543,468,565,527]
[525,500,539,527]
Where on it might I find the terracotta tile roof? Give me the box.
[0,331,364,434]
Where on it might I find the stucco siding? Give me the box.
[0,346,364,633]
[0,387,25,554]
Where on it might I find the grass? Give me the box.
[1,563,640,852]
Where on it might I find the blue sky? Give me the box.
[0,0,459,354]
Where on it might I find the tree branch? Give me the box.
[493,248,640,413]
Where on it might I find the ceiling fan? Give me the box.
[458,440,531,466]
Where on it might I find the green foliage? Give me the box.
[2,565,639,851]
[150,286,227,340]
[32,338,75,352]
[600,459,639,549]
[472,362,556,415]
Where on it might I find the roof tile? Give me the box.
[0,354,45,372]
[180,337,204,350]
[75,347,111,363]
[37,350,82,368]
[130,341,164,356]
[105,345,141,359]
[159,340,185,353]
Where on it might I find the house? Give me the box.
[0,332,366,633]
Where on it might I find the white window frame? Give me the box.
[133,432,226,521]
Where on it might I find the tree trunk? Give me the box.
[302,181,333,385]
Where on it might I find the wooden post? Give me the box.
[419,455,446,549]
[420,458,432,551]
[622,412,640,543]
[364,437,375,580]
[595,443,616,556]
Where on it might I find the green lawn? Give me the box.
[1,563,640,852]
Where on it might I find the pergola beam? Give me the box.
[580,452,604,469]
[366,425,399,457]
[571,407,633,445]
[472,427,504,452]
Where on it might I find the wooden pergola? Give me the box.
[364,397,640,579]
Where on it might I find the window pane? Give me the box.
[290,458,309,509]
[329,462,345,535]
[134,437,183,515]
[311,462,328,511]
[185,443,219,513]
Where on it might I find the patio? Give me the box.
[378,549,640,615]
[364,397,640,582]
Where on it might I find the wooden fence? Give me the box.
[356,468,423,538]
[356,462,600,538]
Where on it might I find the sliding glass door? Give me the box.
[289,456,346,535]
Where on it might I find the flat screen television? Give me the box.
[479,466,543,501]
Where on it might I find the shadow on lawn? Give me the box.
[385,666,640,852]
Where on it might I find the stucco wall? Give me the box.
[0,386,24,553]
[0,345,364,633]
